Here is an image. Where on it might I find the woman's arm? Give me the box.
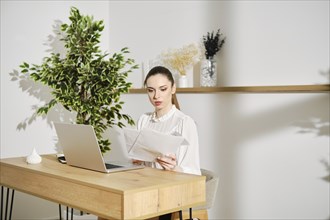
[176,117,201,175]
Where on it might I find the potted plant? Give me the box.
[200,29,226,87]
[161,43,200,87]
[19,7,138,153]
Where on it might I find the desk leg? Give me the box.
[179,210,182,220]
[59,204,74,220]
[1,186,15,220]
[59,204,62,220]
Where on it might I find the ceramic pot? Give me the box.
[178,75,188,88]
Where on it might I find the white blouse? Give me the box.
[137,105,201,175]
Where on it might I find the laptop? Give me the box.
[53,122,144,173]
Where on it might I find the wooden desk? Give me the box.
[0,155,205,219]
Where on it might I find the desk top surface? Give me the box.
[0,154,205,194]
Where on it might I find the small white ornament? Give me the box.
[26,147,42,164]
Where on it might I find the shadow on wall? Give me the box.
[319,68,330,83]
[214,85,329,218]
[9,20,75,151]
[293,69,330,184]
[292,103,330,184]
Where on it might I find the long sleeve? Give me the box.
[176,116,201,175]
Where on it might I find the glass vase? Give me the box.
[200,58,217,87]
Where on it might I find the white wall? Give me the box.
[1,1,111,219]
[1,1,329,220]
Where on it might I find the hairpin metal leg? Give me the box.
[9,190,14,220]
[59,204,62,220]
[59,204,75,220]
[179,210,183,220]
[1,186,3,219]
[1,186,15,220]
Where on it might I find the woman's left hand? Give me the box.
[156,153,177,171]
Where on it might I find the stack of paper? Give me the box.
[124,128,188,162]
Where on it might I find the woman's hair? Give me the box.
[144,66,174,87]
[144,66,180,109]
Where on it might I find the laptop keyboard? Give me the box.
[105,163,123,169]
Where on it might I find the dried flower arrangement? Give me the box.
[161,43,200,76]
[203,29,226,59]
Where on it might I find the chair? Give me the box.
[172,168,219,220]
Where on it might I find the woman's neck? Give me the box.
[155,104,173,118]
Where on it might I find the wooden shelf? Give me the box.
[128,84,330,94]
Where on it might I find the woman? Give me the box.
[99,66,201,220]
[135,66,201,176]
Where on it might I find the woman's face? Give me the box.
[145,73,176,113]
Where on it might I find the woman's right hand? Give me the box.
[156,154,177,171]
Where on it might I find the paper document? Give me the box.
[124,128,188,162]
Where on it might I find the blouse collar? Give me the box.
[151,105,177,122]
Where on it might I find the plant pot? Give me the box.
[200,58,217,87]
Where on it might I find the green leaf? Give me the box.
[16,6,137,154]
